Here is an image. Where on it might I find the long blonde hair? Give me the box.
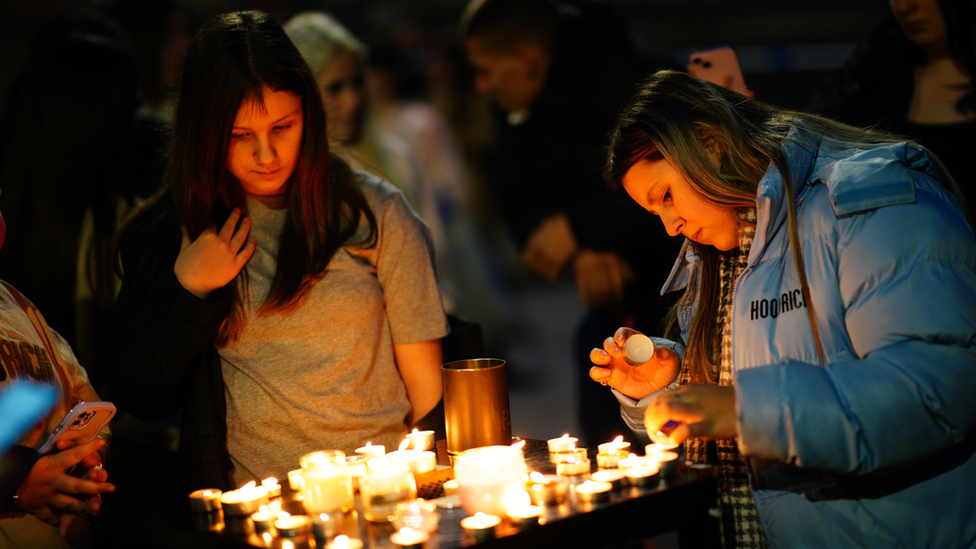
[605,70,968,382]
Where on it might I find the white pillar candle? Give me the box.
[454,445,527,516]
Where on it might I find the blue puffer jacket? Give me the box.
[656,125,976,548]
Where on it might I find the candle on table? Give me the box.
[597,435,631,456]
[525,472,568,506]
[355,441,386,459]
[617,453,652,470]
[392,498,440,533]
[460,512,501,543]
[552,443,588,464]
[220,481,268,516]
[596,452,625,469]
[590,469,628,491]
[624,464,660,488]
[300,450,353,514]
[250,506,278,536]
[574,479,613,504]
[506,499,542,530]
[442,479,460,496]
[287,469,305,492]
[274,512,311,541]
[390,527,430,548]
[359,456,417,522]
[386,443,438,475]
[326,534,364,549]
[405,428,436,451]
[188,489,224,532]
[453,445,527,516]
[261,476,281,500]
[547,433,578,453]
[555,457,590,476]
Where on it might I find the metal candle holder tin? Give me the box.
[442,358,512,455]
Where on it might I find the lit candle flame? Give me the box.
[410,428,419,435]
[529,471,547,483]
[261,476,278,487]
[510,440,526,451]
[611,435,624,444]
[561,433,570,439]
[398,438,411,452]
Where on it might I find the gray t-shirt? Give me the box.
[221,172,448,486]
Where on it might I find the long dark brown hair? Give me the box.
[118,10,377,346]
[605,70,968,383]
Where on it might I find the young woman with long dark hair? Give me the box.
[106,11,447,494]
[590,70,976,548]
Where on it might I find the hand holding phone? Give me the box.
[38,401,116,455]
[688,46,753,97]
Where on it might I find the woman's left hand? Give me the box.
[645,385,738,444]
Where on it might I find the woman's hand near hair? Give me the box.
[394,339,444,425]
[174,208,257,299]
[588,327,680,400]
[644,385,737,445]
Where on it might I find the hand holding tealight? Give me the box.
[588,327,680,400]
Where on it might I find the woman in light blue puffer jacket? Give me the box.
[589,70,976,549]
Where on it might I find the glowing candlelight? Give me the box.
[590,469,627,490]
[624,464,660,488]
[390,527,430,548]
[405,428,436,451]
[220,481,268,516]
[547,433,578,453]
[575,479,613,504]
[525,472,568,506]
[460,512,501,543]
[355,441,386,459]
[454,445,526,515]
[327,534,364,549]
[300,450,353,514]
[359,456,417,522]
[261,476,281,499]
[597,435,631,456]
[555,457,590,476]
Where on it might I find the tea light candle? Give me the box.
[287,469,305,492]
[250,506,277,536]
[575,479,612,504]
[590,469,628,491]
[405,428,436,452]
[525,472,569,506]
[326,534,364,549]
[625,464,660,488]
[442,479,460,496]
[221,481,268,516]
[274,512,311,540]
[547,434,578,453]
[392,498,440,534]
[261,477,281,500]
[617,453,652,470]
[387,449,437,475]
[597,435,631,456]
[355,442,386,459]
[189,489,222,514]
[460,512,501,543]
[359,457,417,522]
[552,443,588,464]
[390,527,430,548]
[623,333,655,365]
[506,504,542,530]
[555,458,590,476]
[596,452,625,469]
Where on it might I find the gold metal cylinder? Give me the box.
[442,358,512,455]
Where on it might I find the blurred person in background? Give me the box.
[809,0,975,209]
[459,0,681,446]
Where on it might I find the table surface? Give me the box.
[113,439,720,549]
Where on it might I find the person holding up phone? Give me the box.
[590,71,975,548]
[0,199,116,547]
